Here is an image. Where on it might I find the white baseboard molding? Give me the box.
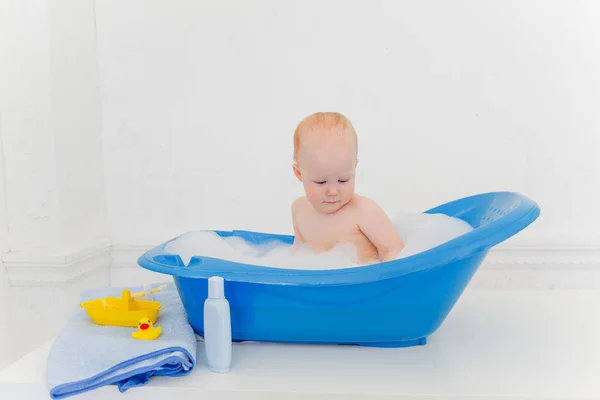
[2,241,113,287]
[483,246,600,269]
[474,247,600,290]
[7,242,597,289]
[109,245,600,290]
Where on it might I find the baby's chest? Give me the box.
[298,213,360,244]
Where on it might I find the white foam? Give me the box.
[391,212,474,258]
[164,213,474,270]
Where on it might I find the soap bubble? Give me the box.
[164,212,473,270]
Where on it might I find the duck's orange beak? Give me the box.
[140,323,149,330]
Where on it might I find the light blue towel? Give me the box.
[46,282,197,399]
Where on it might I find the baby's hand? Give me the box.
[356,197,405,262]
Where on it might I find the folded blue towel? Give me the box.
[46,282,197,399]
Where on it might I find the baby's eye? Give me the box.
[338,179,348,183]
[315,181,326,185]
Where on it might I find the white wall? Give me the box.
[0,116,10,368]
[0,0,599,363]
[96,0,600,250]
[0,0,111,363]
[0,0,109,256]
[0,122,7,255]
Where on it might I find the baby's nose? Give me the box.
[326,187,338,196]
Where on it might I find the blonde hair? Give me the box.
[293,112,358,162]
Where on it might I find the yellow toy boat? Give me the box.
[80,286,165,327]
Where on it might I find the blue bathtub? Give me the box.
[138,191,540,347]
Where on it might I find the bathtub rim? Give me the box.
[137,191,540,286]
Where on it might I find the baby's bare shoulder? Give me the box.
[291,196,310,214]
[352,194,381,212]
[352,195,390,223]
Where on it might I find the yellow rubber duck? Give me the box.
[132,317,162,340]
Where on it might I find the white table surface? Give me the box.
[1,290,599,399]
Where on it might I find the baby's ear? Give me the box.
[292,163,302,181]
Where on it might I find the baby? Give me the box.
[291,112,405,265]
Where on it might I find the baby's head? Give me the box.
[293,112,358,214]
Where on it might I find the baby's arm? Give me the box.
[291,198,304,246]
[357,197,405,262]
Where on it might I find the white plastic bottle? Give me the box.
[203,276,232,373]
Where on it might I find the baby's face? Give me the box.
[294,137,357,214]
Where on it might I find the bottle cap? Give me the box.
[208,276,225,299]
